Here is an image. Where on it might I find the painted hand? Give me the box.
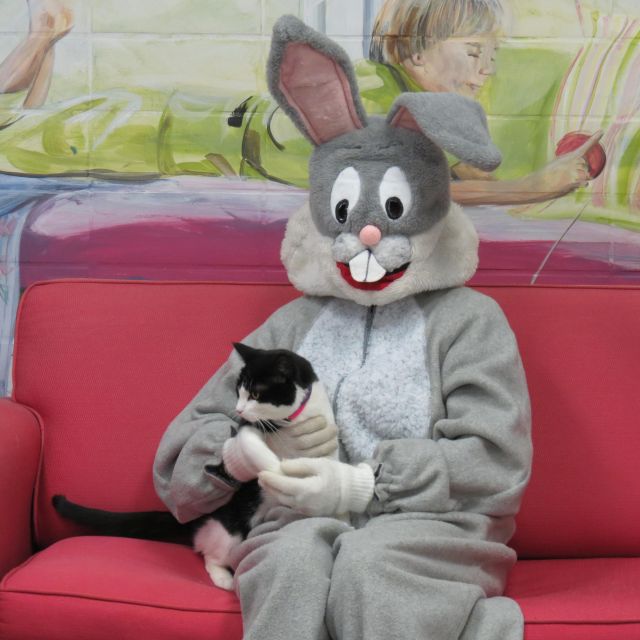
[222,426,280,482]
[265,416,338,459]
[258,458,374,517]
[524,131,604,200]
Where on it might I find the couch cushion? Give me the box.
[2,539,638,640]
[12,280,299,547]
[0,536,242,640]
[477,286,640,558]
[506,557,640,640]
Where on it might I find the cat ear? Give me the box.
[233,342,260,363]
[387,93,502,171]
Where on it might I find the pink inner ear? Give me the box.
[389,106,422,133]
[278,42,364,144]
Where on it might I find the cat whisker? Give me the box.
[264,420,280,434]
[256,419,273,434]
[262,423,290,449]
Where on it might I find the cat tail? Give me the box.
[52,495,192,543]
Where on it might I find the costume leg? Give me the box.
[229,507,351,640]
[327,513,522,640]
[460,597,524,640]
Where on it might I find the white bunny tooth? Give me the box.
[364,252,386,282]
[349,250,369,282]
[348,250,387,283]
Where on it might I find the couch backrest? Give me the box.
[13,280,640,557]
[13,280,299,548]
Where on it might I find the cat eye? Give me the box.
[249,391,259,400]
[330,166,360,224]
[379,166,412,220]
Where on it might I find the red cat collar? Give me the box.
[286,386,313,421]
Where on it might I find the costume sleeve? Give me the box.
[366,295,532,518]
[153,297,314,523]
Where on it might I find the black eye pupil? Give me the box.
[385,197,404,219]
[335,199,349,224]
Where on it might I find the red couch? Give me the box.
[1,279,639,640]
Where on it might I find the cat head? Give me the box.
[268,15,501,306]
[233,343,317,424]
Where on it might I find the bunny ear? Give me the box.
[388,93,502,171]
[267,15,368,145]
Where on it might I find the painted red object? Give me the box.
[555,131,607,179]
[2,281,640,638]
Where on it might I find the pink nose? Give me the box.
[359,225,382,247]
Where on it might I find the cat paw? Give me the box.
[238,427,280,473]
[205,561,235,591]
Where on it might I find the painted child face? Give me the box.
[404,35,498,98]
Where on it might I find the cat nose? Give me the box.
[359,225,381,247]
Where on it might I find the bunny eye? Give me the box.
[335,199,349,223]
[385,197,404,219]
[330,167,360,224]
[379,166,412,220]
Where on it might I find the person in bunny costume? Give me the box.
[153,15,532,640]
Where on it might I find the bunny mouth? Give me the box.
[337,250,409,291]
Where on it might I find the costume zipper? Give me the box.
[361,305,376,366]
[331,305,377,418]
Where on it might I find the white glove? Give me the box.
[258,457,375,517]
[222,426,280,482]
[265,416,338,459]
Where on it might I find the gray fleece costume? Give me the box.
[153,16,532,640]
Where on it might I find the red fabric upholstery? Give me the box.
[3,279,640,639]
[3,540,637,640]
[506,558,640,639]
[476,286,640,558]
[0,399,41,577]
[12,280,298,547]
[0,537,241,640]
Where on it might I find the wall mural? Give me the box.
[1,0,639,394]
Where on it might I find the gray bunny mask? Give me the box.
[268,15,501,306]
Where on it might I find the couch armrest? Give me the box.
[0,398,41,577]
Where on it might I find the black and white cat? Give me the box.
[53,343,336,591]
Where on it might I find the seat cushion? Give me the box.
[3,542,638,640]
[0,537,242,640]
[506,557,640,640]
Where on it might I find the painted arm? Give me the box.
[451,131,603,206]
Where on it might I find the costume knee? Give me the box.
[233,517,344,589]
